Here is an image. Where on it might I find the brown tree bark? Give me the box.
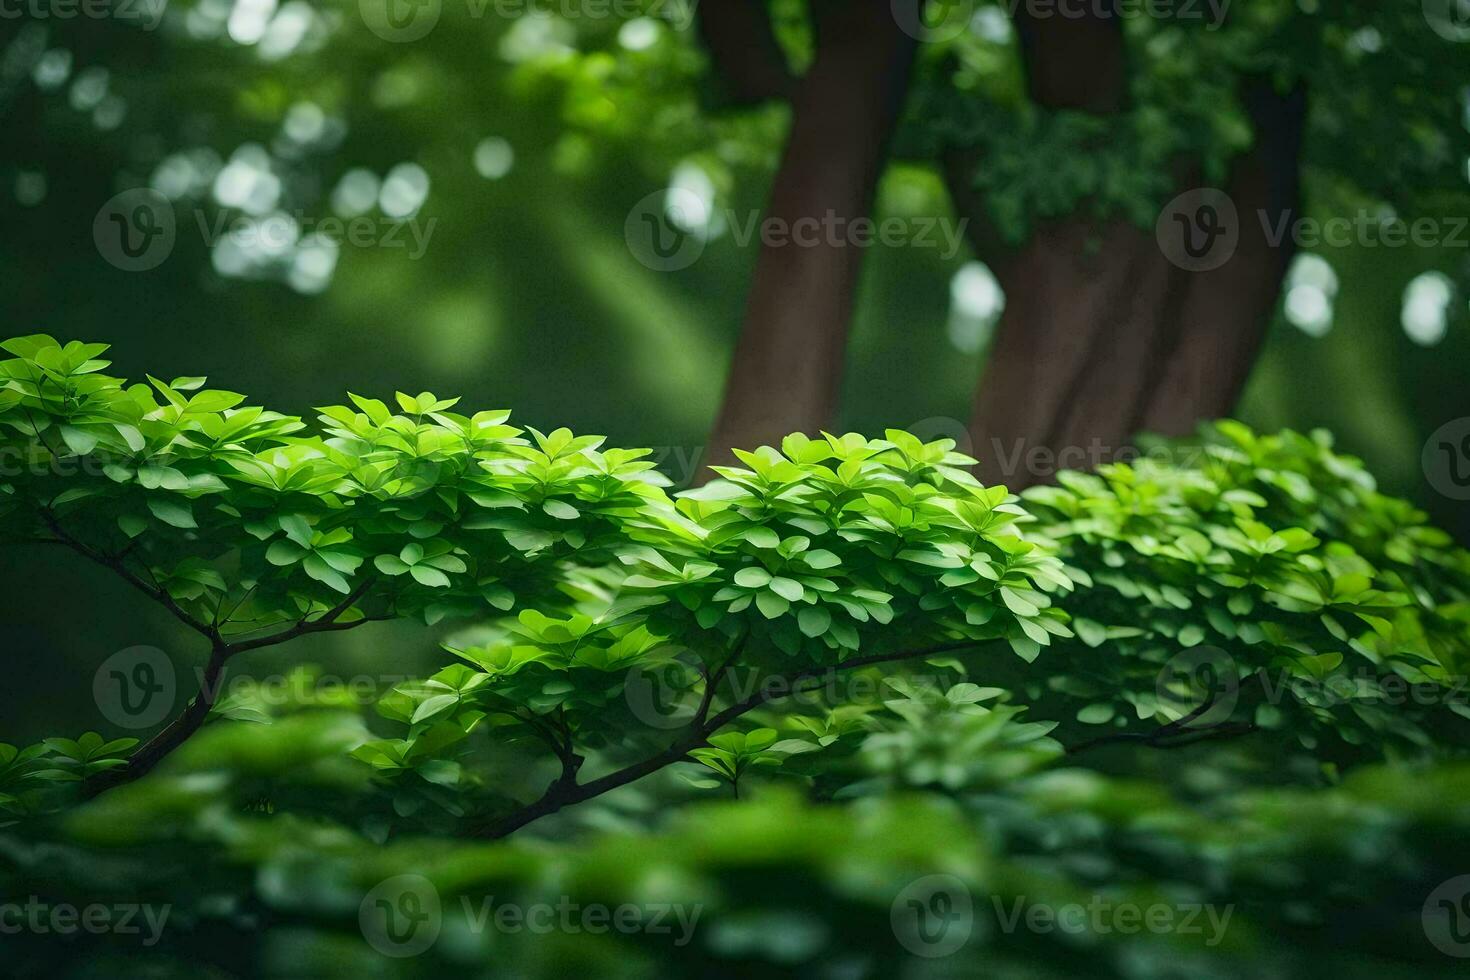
[694,0,795,106]
[693,2,1305,488]
[698,0,919,477]
[964,8,1305,487]
[1139,83,1307,435]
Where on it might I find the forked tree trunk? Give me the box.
[962,7,1305,487]
[696,2,1305,486]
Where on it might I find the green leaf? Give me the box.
[303,554,351,593]
[411,694,460,724]
[999,587,1039,617]
[803,550,840,569]
[768,577,804,601]
[755,591,789,619]
[542,499,580,520]
[59,426,98,456]
[744,527,780,549]
[410,565,452,588]
[797,605,831,638]
[374,554,411,576]
[733,567,771,588]
[266,540,307,566]
[146,498,197,529]
[1009,635,1042,663]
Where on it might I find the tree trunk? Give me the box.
[694,0,794,106]
[963,9,1305,488]
[699,0,918,477]
[1138,83,1307,435]
[693,2,1305,488]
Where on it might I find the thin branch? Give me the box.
[1065,691,1258,755]
[82,575,386,794]
[39,509,218,641]
[694,633,747,726]
[87,641,235,793]
[224,577,380,654]
[472,638,986,839]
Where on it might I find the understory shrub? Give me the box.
[2,336,1467,977]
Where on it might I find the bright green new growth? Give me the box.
[1024,424,1470,753]
[1,337,1466,834]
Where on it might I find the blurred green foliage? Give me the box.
[1,7,1468,974]
[2,340,1469,976]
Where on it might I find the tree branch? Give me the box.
[694,633,747,725]
[38,509,218,641]
[82,574,386,794]
[223,576,380,654]
[1065,690,1258,755]
[472,638,986,839]
[89,641,235,791]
